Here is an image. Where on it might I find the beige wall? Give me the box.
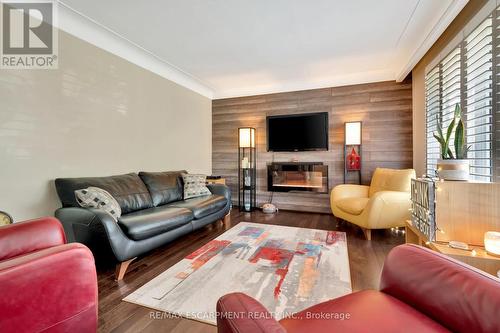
[0,31,212,221]
[412,0,488,176]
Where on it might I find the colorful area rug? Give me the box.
[124,222,351,325]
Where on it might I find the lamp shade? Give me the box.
[239,127,255,148]
[484,231,500,256]
[345,122,361,145]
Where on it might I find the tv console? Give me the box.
[267,162,328,193]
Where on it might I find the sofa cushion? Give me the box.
[167,195,227,219]
[118,206,193,241]
[279,290,450,333]
[369,168,415,197]
[55,173,153,214]
[335,197,369,215]
[139,171,185,206]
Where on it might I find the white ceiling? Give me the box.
[59,0,468,99]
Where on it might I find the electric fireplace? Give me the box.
[267,162,328,193]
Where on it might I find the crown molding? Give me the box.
[396,0,469,81]
[56,2,214,99]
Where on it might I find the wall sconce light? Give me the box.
[345,121,362,145]
[239,127,255,148]
[484,231,500,256]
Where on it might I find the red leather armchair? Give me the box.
[217,244,500,333]
[0,217,98,332]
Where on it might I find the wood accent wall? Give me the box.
[212,80,413,213]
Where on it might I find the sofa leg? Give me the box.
[361,228,372,241]
[223,213,230,225]
[115,257,136,281]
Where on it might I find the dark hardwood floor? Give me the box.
[97,208,404,332]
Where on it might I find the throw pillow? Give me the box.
[181,173,211,199]
[75,187,122,221]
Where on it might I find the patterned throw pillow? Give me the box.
[75,187,122,221]
[181,173,211,199]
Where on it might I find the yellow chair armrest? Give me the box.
[331,184,370,202]
[364,191,411,229]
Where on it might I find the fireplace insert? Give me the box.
[267,162,328,193]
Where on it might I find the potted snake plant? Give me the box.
[433,104,470,181]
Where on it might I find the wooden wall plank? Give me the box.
[212,80,413,213]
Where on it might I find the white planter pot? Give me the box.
[437,159,470,181]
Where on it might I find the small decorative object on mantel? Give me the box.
[0,211,13,225]
[410,178,437,241]
[433,104,470,181]
[238,127,256,212]
[343,121,362,184]
[484,231,500,257]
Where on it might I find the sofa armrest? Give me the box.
[331,184,369,202]
[217,293,286,333]
[0,243,97,332]
[207,184,231,202]
[364,191,411,229]
[55,207,133,262]
[0,217,66,261]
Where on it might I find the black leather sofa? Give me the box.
[54,171,230,280]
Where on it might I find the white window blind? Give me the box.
[425,67,440,176]
[425,10,497,182]
[465,17,493,181]
[441,47,461,153]
[495,7,500,182]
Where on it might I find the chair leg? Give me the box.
[361,228,372,241]
[115,257,136,281]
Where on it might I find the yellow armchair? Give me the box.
[330,168,416,240]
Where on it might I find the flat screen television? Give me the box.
[267,112,329,151]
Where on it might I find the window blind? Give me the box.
[425,66,441,177]
[441,47,461,153]
[495,7,500,182]
[465,17,493,181]
[425,10,497,182]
